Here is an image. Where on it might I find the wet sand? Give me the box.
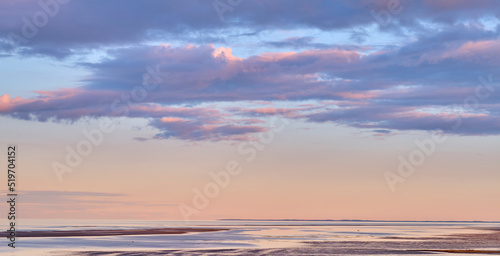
[1,227,228,237]
[68,228,500,255]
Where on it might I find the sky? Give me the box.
[0,0,499,221]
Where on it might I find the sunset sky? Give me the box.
[1,0,499,221]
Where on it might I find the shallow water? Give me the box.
[2,219,499,255]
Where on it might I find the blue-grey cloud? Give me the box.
[1,0,500,140]
[2,0,500,58]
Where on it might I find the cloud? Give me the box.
[2,0,500,58]
[12,190,178,218]
[2,39,500,139]
[150,112,266,141]
[22,190,127,197]
[14,190,128,206]
[373,129,391,134]
[262,36,334,49]
[2,1,500,139]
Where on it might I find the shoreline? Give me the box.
[0,227,229,238]
[67,229,500,255]
[4,223,499,255]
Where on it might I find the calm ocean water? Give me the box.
[2,219,500,255]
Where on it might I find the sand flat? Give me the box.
[1,227,229,237]
[67,229,500,255]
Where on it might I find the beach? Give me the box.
[65,228,500,255]
[1,227,228,238]
[2,220,499,255]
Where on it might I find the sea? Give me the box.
[2,219,499,255]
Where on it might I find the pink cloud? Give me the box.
[2,39,500,139]
[337,91,379,99]
[160,117,189,123]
